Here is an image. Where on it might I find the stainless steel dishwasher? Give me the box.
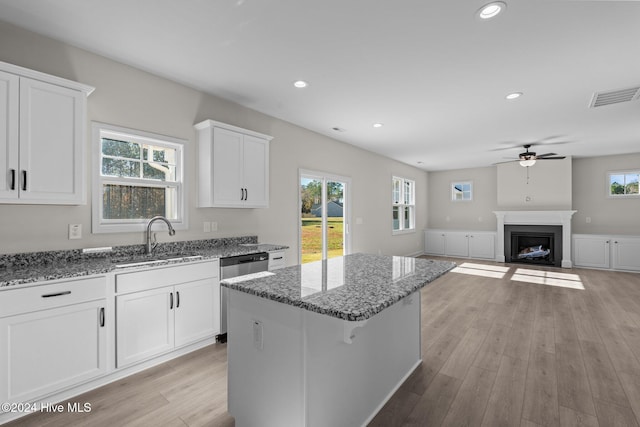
[217,252,269,342]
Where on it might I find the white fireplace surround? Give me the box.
[494,210,577,268]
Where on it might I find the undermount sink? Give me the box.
[112,253,203,269]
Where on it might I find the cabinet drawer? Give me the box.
[0,276,107,318]
[116,260,218,294]
[268,251,286,270]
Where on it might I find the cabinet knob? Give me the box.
[606,240,610,244]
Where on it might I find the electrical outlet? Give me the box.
[586,216,591,224]
[68,224,82,240]
[253,320,263,350]
[203,221,211,233]
[211,221,218,232]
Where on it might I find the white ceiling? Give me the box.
[1,0,639,171]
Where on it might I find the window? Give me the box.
[608,171,639,197]
[392,176,415,233]
[452,181,472,201]
[92,122,185,233]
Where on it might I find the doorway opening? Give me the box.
[299,170,351,264]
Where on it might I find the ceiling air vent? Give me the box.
[590,86,640,108]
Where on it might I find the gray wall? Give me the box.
[572,153,640,235]
[0,21,427,259]
[429,154,639,236]
[427,167,497,231]
[496,157,572,210]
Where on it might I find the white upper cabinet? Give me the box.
[0,61,94,205]
[195,120,272,208]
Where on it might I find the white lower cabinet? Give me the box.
[424,230,495,260]
[0,277,107,403]
[116,287,175,367]
[116,260,220,368]
[573,234,640,272]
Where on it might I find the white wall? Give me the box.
[0,21,427,259]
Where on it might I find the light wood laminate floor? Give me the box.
[6,258,640,427]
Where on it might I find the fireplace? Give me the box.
[494,210,576,268]
[504,224,562,267]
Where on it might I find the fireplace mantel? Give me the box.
[493,210,577,268]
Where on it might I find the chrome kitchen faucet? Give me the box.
[145,216,176,254]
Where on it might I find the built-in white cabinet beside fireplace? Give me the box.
[424,230,495,260]
[573,234,640,272]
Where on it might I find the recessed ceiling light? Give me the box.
[373,123,383,128]
[293,80,308,88]
[477,2,506,19]
[506,92,523,100]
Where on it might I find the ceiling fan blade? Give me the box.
[493,159,519,165]
[538,156,566,160]
[536,153,557,158]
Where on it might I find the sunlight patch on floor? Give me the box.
[451,262,510,279]
[512,268,584,290]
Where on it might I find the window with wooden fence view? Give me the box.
[93,123,184,232]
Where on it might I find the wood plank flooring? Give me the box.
[6,258,640,427]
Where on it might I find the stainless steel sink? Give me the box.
[112,253,203,269]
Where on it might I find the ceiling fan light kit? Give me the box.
[520,159,536,167]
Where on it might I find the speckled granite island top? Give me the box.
[0,237,288,288]
[222,253,455,321]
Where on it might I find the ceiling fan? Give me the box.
[498,144,567,167]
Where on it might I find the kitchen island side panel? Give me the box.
[226,288,422,427]
[304,290,421,427]
[227,289,305,427]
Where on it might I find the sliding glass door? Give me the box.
[299,170,351,264]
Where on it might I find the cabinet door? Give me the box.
[174,278,220,347]
[242,134,269,207]
[0,71,19,201]
[212,126,244,207]
[116,287,175,368]
[468,233,495,259]
[573,236,610,269]
[0,300,106,403]
[19,77,85,204]
[425,231,445,255]
[445,232,470,257]
[612,238,640,271]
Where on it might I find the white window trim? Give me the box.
[92,122,188,233]
[392,176,416,235]
[607,170,640,198]
[451,181,473,202]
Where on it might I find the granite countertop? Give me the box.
[0,237,288,289]
[221,253,455,321]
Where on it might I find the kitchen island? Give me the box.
[222,253,455,427]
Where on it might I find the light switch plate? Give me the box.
[68,224,82,240]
